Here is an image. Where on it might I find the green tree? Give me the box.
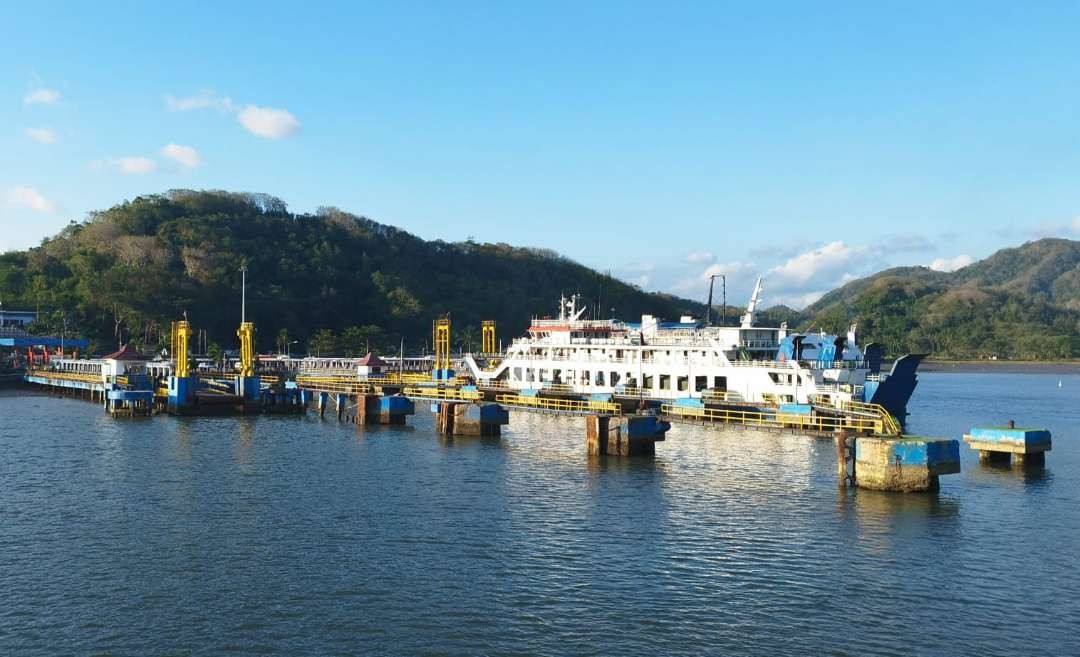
[309,329,336,357]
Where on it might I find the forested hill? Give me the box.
[800,239,1080,360]
[0,190,703,355]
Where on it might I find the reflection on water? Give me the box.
[0,373,1078,656]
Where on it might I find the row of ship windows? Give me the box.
[509,367,728,392]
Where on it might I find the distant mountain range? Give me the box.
[784,238,1080,359]
[0,190,1076,359]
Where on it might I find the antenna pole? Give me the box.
[722,275,726,327]
[706,277,714,325]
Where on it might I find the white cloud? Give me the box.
[160,143,202,169]
[24,127,58,144]
[685,250,714,264]
[767,241,869,288]
[24,88,60,105]
[92,156,158,175]
[164,91,233,112]
[929,254,974,272]
[1072,216,1080,234]
[238,105,300,139]
[5,186,57,213]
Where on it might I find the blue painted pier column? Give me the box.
[854,436,961,492]
[964,423,1051,466]
[368,395,415,425]
[167,376,196,415]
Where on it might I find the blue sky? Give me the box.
[3,1,1080,308]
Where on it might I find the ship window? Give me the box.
[616,350,624,360]
[713,376,726,390]
[678,376,688,391]
[643,374,654,390]
[596,371,605,386]
[611,372,620,386]
[553,369,562,383]
[695,376,707,392]
[582,370,590,385]
[513,367,522,381]
[660,375,671,390]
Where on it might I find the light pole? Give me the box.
[240,263,248,324]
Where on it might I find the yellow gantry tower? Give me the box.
[237,322,256,378]
[481,320,496,354]
[173,320,193,378]
[433,315,451,379]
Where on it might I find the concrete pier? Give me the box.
[854,436,961,492]
[355,394,415,425]
[964,422,1051,467]
[587,414,670,457]
[435,401,509,436]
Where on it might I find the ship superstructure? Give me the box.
[465,279,921,418]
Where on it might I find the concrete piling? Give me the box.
[435,401,509,436]
[587,414,670,456]
[964,421,1051,467]
[854,436,961,492]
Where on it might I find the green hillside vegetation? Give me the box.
[802,239,1080,360]
[3,190,1078,360]
[0,190,703,356]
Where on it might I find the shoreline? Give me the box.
[918,360,1080,374]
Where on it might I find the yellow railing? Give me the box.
[661,404,883,434]
[496,394,620,414]
[808,395,900,435]
[296,379,378,395]
[296,372,465,387]
[26,369,105,385]
[837,400,901,435]
[402,386,482,401]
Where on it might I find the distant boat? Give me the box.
[1059,379,1063,388]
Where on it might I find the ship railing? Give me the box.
[701,389,744,403]
[661,404,884,434]
[739,340,779,349]
[496,394,620,414]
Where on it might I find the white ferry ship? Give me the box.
[465,279,922,419]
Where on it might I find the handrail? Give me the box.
[25,369,105,385]
[661,403,883,433]
[495,393,620,414]
[402,387,482,401]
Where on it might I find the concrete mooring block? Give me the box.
[855,436,960,492]
[964,423,1051,467]
[587,414,670,457]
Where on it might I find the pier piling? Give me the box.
[964,422,1051,467]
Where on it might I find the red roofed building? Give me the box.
[356,352,386,377]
